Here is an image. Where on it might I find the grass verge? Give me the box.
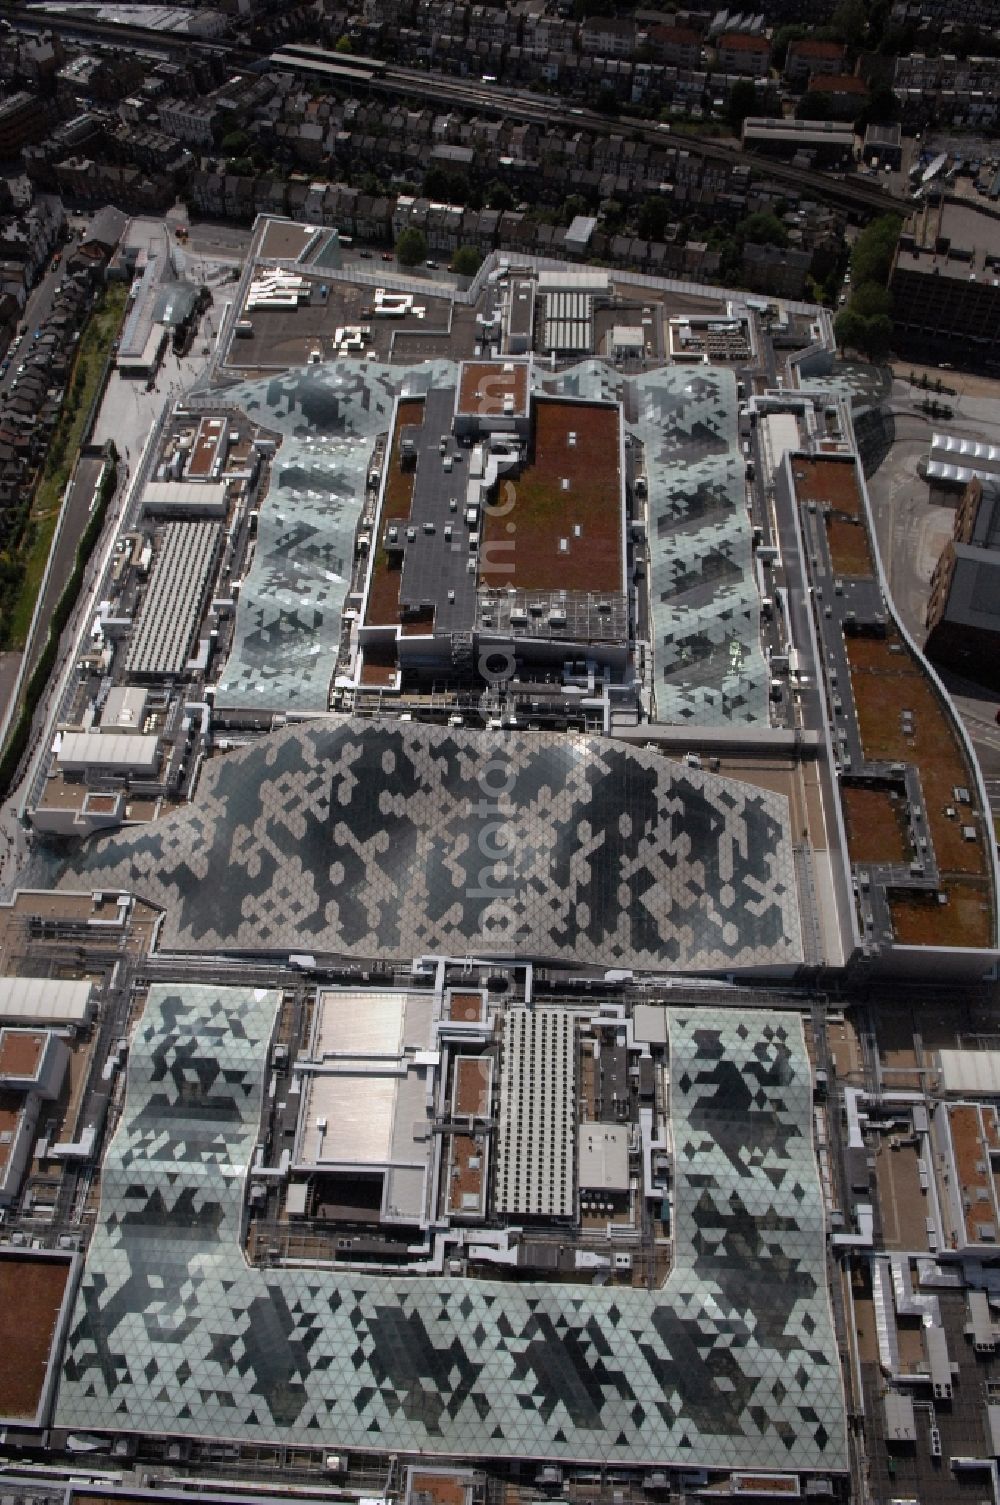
[0,453,117,799]
[6,281,128,650]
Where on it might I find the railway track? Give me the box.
[6,5,909,220]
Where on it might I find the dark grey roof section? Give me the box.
[476,588,627,642]
[865,122,902,147]
[396,384,479,633]
[55,717,803,973]
[86,204,128,253]
[509,278,536,343]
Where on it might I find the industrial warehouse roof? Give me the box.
[743,117,854,143]
[927,431,1000,487]
[54,717,802,972]
[56,988,845,1471]
[56,731,160,773]
[938,1048,1000,1095]
[0,977,92,1024]
[125,520,220,677]
[142,479,228,517]
[532,361,768,724]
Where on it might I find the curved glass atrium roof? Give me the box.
[55,717,802,972]
[56,985,845,1471]
[210,359,767,723]
[533,361,768,724]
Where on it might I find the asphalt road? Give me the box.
[0,231,91,733]
[0,653,20,724]
[867,409,953,644]
[21,453,104,682]
[935,669,1000,782]
[868,377,1000,784]
[0,254,68,396]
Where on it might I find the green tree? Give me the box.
[716,235,741,281]
[739,211,787,248]
[395,227,428,266]
[834,308,866,351]
[727,78,758,134]
[334,33,353,52]
[863,0,892,48]
[600,197,625,230]
[861,312,893,360]
[829,0,867,47]
[850,214,902,286]
[220,129,250,156]
[451,245,482,276]
[423,166,468,203]
[850,282,892,319]
[486,180,513,211]
[796,91,833,120]
[771,24,808,70]
[857,83,899,132]
[637,195,671,241]
[809,240,844,296]
[950,22,1000,57]
[560,193,589,225]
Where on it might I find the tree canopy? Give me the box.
[485,180,513,211]
[727,79,758,134]
[849,282,892,320]
[829,0,867,48]
[850,215,902,286]
[451,245,482,276]
[220,129,250,156]
[395,227,428,266]
[835,215,902,360]
[739,211,788,249]
[637,195,671,242]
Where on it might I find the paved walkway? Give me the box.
[21,453,105,686]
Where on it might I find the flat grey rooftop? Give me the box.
[396,384,478,633]
[896,202,1000,276]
